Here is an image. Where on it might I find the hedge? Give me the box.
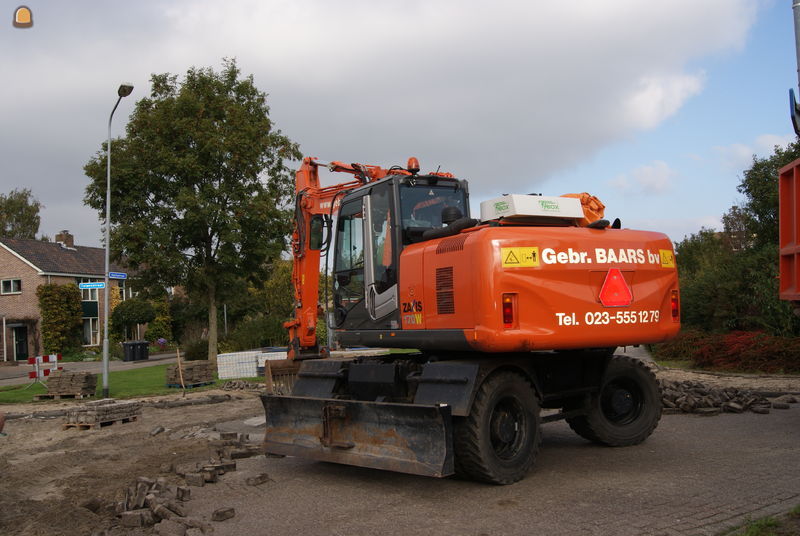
[652,329,800,374]
[36,283,83,353]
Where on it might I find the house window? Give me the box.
[82,317,99,346]
[77,278,99,301]
[118,281,136,301]
[1,279,22,294]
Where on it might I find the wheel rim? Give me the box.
[600,377,644,425]
[489,396,527,460]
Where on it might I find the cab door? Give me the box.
[332,183,400,331]
[332,197,369,330]
[363,182,399,323]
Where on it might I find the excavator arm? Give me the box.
[284,157,410,359]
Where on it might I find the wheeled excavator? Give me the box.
[262,156,680,484]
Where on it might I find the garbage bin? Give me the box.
[122,341,150,362]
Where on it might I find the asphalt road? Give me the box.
[0,353,176,387]
[0,346,652,388]
[194,409,800,536]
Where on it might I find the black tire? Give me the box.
[567,355,661,446]
[565,413,600,442]
[453,371,541,485]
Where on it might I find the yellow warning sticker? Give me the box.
[659,249,675,268]
[501,247,540,268]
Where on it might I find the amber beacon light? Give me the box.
[13,6,32,28]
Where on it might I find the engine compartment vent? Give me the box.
[436,266,455,315]
[436,234,469,254]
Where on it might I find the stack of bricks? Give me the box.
[117,476,196,529]
[46,370,97,396]
[167,361,214,386]
[65,399,142,425]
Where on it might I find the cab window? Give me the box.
[399,182,467,243]
[334,200,365,306]
[369,183,396,293]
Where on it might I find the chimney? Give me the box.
[55,230,74,248]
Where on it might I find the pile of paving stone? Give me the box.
[107,432,268,533]
[659,379,798,415]
[46,370,97,396]
[221,379,264,390]
[144,393,234,410]
[115,476,198,531]
[65,399,142,425]
[166,361,214,386]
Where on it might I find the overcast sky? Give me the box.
[0,0,796,246]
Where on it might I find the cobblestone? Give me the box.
[184,409,800,536]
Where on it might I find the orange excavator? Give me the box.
[262,156,680,484]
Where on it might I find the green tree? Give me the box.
[36,284,82,353]
[674,138,800,336]
[145,297,173,342]
[0,188,42,239]
[83,59,301,362]
[219,260,335,351]
[737,139,800,248]
[111,298,156,340]
[674,227,726,276]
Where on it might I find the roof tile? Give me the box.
[0,237,124,276]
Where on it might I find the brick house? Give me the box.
[0,231,131,361]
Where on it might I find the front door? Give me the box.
[332,197,369,329]
[13,326,28,360]
[363,182,399,322]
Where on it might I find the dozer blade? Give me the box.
[261,394,454,478]
[263,359,301,395]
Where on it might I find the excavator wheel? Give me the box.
[453,371,541,485]
[566,355,662,446]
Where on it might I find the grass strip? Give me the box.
[0,364,235,405]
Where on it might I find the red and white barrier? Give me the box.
[27,354,63,380]
[28,354,61,365]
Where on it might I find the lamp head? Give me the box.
[118,84,134,97]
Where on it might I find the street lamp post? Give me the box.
[102,83,133,399]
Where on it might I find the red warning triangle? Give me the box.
[599,268,633,307]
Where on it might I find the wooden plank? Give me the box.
[34,393,95,401]
[166,381,213,388]
[62,415,138,430]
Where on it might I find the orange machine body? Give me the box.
[397,225,679,352]
[289,156,679,357]
[779,158,800,301]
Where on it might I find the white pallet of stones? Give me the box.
[217,351,260,379]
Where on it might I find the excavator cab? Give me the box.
[332,175,469,332]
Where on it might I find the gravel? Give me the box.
[659,379,798,415]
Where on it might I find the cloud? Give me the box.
[610,161,675,194]
[622,73,706,130]
[0,0,759,245]
[715,133,796,172]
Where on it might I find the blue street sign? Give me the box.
[78,282,105,289]
[109,272,128,280]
